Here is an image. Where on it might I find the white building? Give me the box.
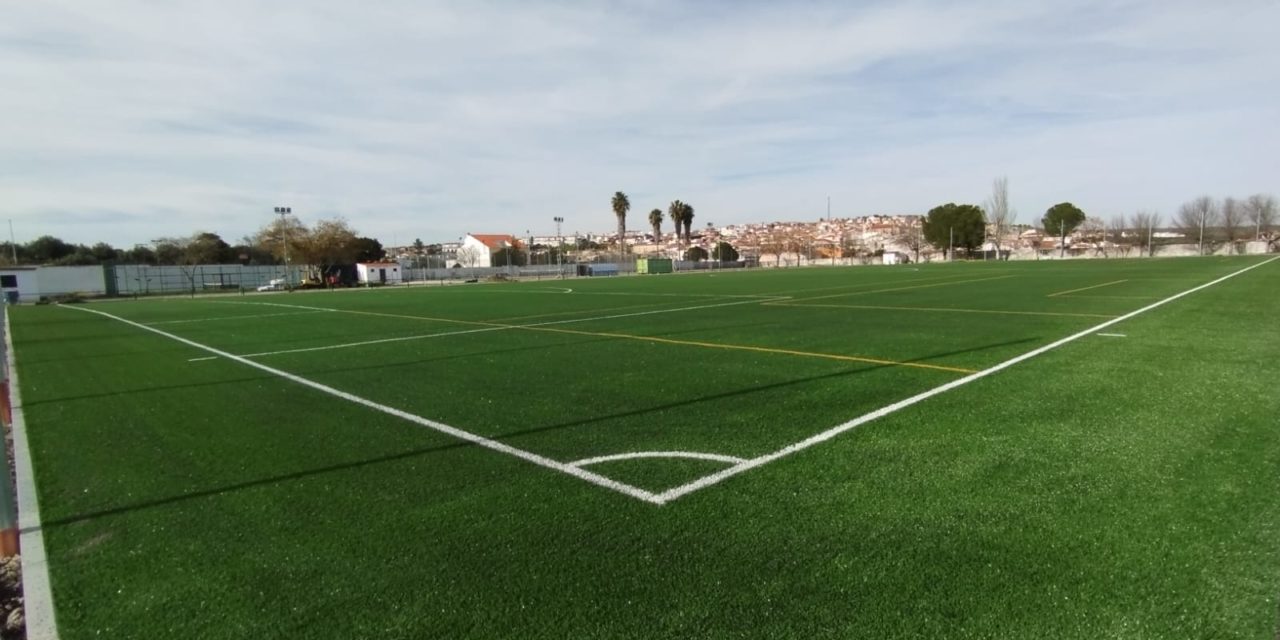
[460,233,519,268]
[356,262,403,285]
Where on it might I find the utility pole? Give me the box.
[274,206,291,289]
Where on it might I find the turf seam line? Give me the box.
[654,256,1280,504]
[776,275,1015,304]
[1046,279,1128,297]
[60,305,667,505]
[207,297,783,359]
[144,310,331,325]
[771,303,1117,319]
[5,309,61,639]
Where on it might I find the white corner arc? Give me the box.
[568,451,746,468]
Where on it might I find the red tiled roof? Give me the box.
[468,233,518,249]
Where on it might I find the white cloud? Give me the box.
[2,0,1277,246]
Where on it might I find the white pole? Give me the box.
[1198,210,1205,256]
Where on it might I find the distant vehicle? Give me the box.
[256,278,286,292]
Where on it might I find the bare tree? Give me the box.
[1080,217,1106,257]
[1220,197,1246,252]
[895,226,926,264]
[1176,196,1220,255]
[1244,193,1277,241]
[983,176,1015,259]
[759,228,785,267]
[1108,214,1131,257]
[784,229,808,266]
[1129,210,1162,257]
[456,245,481,276]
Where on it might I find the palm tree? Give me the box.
[648,208,663,248]
[668,200,685,243]
[612,191,630,254]
[682,203,695,243]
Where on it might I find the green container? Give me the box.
[636,258,673,274]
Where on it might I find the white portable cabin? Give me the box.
[356,262,402,285]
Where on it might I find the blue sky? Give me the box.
[3,0,1277,247]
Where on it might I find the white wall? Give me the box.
[35,266,108,297]
[0,268,41,302]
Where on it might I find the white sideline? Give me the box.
[5,309,60,638]
[62,305,665,505]
[654,256,1280,503]
[568,451,746,468]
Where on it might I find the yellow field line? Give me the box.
[517,326,976,374]
[224,301,973,374]
[774,275,1016,304]
[776,302,1118,319]
[1046,279,1128,298]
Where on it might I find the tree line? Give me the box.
[4,215,388,275]
[922,181,1277,258]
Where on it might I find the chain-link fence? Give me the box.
[110,264,305,296]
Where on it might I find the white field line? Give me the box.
[654,256,1280,504]
[207,296,784,359]
[5,310,60,638]
[145,310,330,325]
[187,356,218,362]
[568,451,747,468]
[62,304,666,504]
[1096,333,1127,338]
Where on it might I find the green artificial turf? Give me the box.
[11,256,1280,638]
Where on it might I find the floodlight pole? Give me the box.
[553,216,564,278]
[274,206,292,289]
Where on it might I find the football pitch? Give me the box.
[10,256,1280,638]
